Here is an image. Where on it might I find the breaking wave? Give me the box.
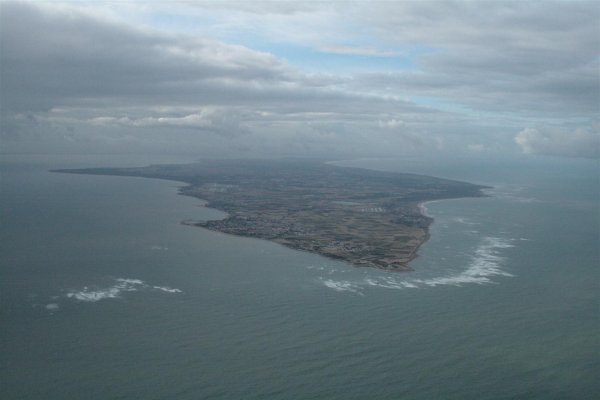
[414,237,514,287]
[320,279,364,295]
[451,217,480,226]
[153,286,183,293]
[320,236,514,294]
[66,278,182,302]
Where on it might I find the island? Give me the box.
[54,159,489,271]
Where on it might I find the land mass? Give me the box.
[54,159,489,271]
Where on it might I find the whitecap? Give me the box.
[152,286,183,293]
[45,303,60,311]
[67,285,124,302]
[364,277,418,289]
[66,278,182,302]
[320,279,363,295]
[115,278,145,286]
[452,217,480,225]
[415,236,514,287]
[318,236,514,293]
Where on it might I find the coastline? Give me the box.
[53,159,488,272]
[417,199,448,219]
[182,197,438,272]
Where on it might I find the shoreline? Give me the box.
[53,159,489,272]
[182,197,438,272]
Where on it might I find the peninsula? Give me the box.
[55,159,488,271]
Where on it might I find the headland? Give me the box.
[54,159,489,271]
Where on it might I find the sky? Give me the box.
[1,0,598,159]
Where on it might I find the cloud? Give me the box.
[0,1,429,115]
[174,0,323,15]
[515,127,599,159]
[1,1,597,159]
[0,2,297,113]
[316,45,400,58]
[467,143,485,153]
[349,1,599,118]
[1,1,447,156]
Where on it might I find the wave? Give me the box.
[152,286,183,293]
[364,277,418,289]
[415,237,514,287]
[320,236,514,294]
[66,285,124,302]
[66,278,182,302]
[320,279,364,295]
[451,217,480,225]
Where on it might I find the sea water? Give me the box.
[1,154,598,399]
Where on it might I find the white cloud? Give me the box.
[515,127,599,159]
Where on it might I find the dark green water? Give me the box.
[1,155,598,399]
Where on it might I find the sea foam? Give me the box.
[320,236,514,294]
[320,279,364,295]
[415,237,514,287]
[66,278,182,302]
[153,286,183,293]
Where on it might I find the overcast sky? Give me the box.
[1,0,598,158]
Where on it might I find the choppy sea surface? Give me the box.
[1,154,598,399]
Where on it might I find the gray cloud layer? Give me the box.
[354,1,599,117]
[1,2,297,112]
[1,1,598,158]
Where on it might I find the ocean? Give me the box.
[1,154,598,399]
